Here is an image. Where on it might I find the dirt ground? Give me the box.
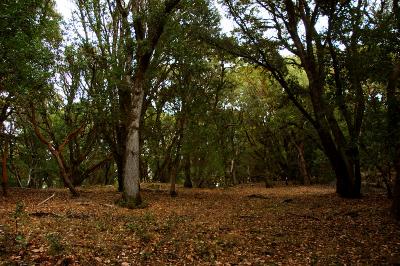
[0,184,399,265]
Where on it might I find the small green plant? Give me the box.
[95,220,107,232]
[46,233,64,254]
[195,240,214,260]
[140,249,153,261]
[12,202,25,235]
[142,212,155,224]
[126,222,152,243]
[311,255,319,266]
[15,234,27,248]
[115,197,148,209]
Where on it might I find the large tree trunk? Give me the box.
[122,76,144,205]
[123,121,142,204]
[316,126,360,198]
[116,0,181,205]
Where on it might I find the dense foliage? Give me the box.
[0,0,399,215]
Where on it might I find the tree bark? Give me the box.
[122,75,144,205]
[116,0,182,205]
[221,0,364,198]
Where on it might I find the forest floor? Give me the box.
[0,183,399,265]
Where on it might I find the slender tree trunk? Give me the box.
[169,146,182,197]
[169,165,178,197]
[183,155,192,188]
[116,152,124,192]
[230,159,237,185]
[2,142,8,196]
[378,166,393,199]
[53,150,79,197]
[140,157,148,182]
[104,161,111,185]
[30,109,80,197]
[294,141,311,185]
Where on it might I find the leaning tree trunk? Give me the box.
[30,109,80,197]
[294,141,311,185]
[52,150,79,197]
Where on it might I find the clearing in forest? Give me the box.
[0,184,399,265]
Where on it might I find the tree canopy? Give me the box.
[0,0,399,217]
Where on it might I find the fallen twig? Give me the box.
[37,193,55,206]
[247,194,269,199]
[30,211,62,218]
[101,203,115,208]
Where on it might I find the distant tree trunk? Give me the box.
[2,142,8,196]
[156,156,171,183]
[377,165,393,199]
[169,164,178,197]
[72,155,113,186]
[104,161,111,185]
[10,162,23,188]
[183,155,192,188]
[230,159,237,185]
[294,142,311,185]
[116,152,124,192]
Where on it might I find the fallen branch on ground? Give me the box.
[37,193,55,206]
